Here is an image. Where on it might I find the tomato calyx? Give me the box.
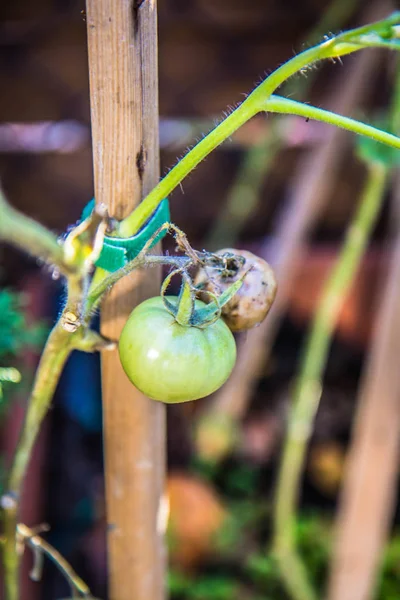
[203,250,245,278]
[161,267,248,329]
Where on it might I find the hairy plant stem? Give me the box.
[206,0,363,250]
[85,254,192,317]
[119,11,400,237]
[0,190,67,274]
[88,12,400,317]
[272,160,388,600]
[265,95,400,147]
[206,0,368,251]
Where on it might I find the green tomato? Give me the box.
[118,296,236,403]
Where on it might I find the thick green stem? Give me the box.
[85,255,192,318]
[118,102,257,236]
[0,189,66,273]
[1,294,109,600]
[2,503,18,600]
[1,324,74,600]
[0,185,96,598]
[118,12,400,238]
[272,161,388,600]
[206,0,361,250]
[6,326,73,495]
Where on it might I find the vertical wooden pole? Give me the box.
[327,186,400,600]
[85,2,165,600]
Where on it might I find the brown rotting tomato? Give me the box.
[194,248,277,332]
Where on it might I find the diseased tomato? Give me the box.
[195,248,277,332]
[118,296,236,403]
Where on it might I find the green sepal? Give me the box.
[175,277,195,326]
[192,275,245,328]
[80,198,170,272]
[161,270,196,327]
[161,261,248,329]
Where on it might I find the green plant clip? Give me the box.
[81,198,170,272]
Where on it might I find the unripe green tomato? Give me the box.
[118,296,236,403]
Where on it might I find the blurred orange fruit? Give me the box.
[308,442,346,496]
[167,473,228,570]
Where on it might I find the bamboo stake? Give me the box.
[85,2,165,600]
[326,175,400,600]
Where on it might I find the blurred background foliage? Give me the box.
[0,289,46,405]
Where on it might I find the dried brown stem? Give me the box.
[16,524,91,598]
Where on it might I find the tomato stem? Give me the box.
[119,12,400,237]
[175,276,195,326]
[0,188,68,274]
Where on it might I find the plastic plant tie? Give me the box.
[81,197,170,272]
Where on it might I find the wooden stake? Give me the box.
[327,181,400,600]
[86,2,165,600]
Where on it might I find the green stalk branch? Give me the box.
[118,102,258,236]
[250,14,399,106]
[119,12,400,237]
[265,95,400,149]
[2,324,74,600]
[6,325,74,496]
[272,160,388,600]
[85,254,192,316]
[85,221,215,316]
[1,272,106,599]
[0,189,67,273]
[206,0,362,250]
